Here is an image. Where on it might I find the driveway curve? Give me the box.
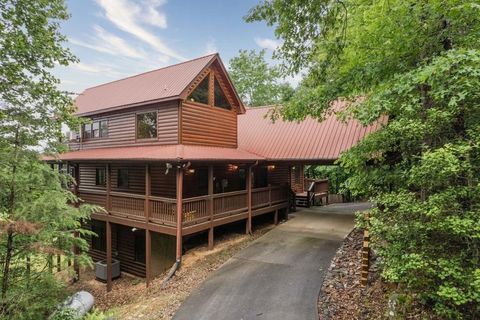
[173,202,371,320]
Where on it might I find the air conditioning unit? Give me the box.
[95,259,120,282]
[65,131,80,142]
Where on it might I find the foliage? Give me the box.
[0,0,98,318]
[83,309,114,320]
[228,49,294,107]
[247,0,480,317]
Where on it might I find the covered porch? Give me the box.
[67,160,292,291]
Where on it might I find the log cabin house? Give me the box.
[46,53,381,290]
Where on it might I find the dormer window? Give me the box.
[187,76,209,105]
[136,111,157,139]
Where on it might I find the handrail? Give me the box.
[78,188,106,195]
[212,189,247,198]
[150,195,176,203]
[110,191,145,199]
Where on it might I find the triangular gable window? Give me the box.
[187,76,209,105]
[214,77,231,110]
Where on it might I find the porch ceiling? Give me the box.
[43,144,264,162]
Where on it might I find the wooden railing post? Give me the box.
[145,164,152,287]
[208,165,214,250]
[176,165,184,262]
[246,165,252,234]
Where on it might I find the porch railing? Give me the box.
[79,185,289,228]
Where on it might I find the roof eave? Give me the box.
[75,96,182,117]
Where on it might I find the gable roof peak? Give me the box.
[74,53,221,116]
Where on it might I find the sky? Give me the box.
[54,0,296,95]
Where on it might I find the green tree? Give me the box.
[229,49,294,107]
[0,1,96,318]
[247,0,480,317]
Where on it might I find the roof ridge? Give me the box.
[82,53,218,92]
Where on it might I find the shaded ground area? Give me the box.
[174,202,371,320]
[318,228,437,320]
[70,216,277,319]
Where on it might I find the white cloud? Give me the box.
[255,37,281,51]
[70,62,124,78]
[95,0,185,61]
[70,25,146,59]
[204,38,217,55]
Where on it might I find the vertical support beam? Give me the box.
[176,166,184,262]
[145,164,152,287]
[106,221,112,292]
[146,229,151,287]
[208,165,214,250]
[106,163,112,292]
[246,165,252,235]
[73,163,80,282]
[274,209,279,225]
[106,163,111,212]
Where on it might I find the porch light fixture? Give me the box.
[187,168,195,174]
[268,165,276,171]
[228,164,239,171]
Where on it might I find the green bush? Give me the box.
[342,50,480,318]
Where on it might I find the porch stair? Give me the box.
[295,194,310,207]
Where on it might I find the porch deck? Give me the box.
[79,185,290,236]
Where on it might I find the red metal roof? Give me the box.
[238,104,385,161]
[75,54,217,116]
[45,144,263,162]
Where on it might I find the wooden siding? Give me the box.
[111,164,145,194]
[290,164,305,193]
[151,165,176,198]
[181,102,237,148]
[70,101,179,150]
[79,163,106,192]
[86,220,146,277]
[79,163,178,198]
[268,164,290,186]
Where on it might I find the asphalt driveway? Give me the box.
[173,202,371,320]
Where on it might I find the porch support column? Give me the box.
[106,164,112,292]
[208,165,214,250]
[145,164,152,287]
[175,165,184,262]
[246,165,252,235]
[106,220,112,292]
[274,209,279,225]
[106,164,111,213]
[73,163,80,282]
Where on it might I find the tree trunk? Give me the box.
[1,226,14,302]
[1,126,20,307]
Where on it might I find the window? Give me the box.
[134,233,145,263]
[100,120,108,137]
[82,120,108,139]
[136,112,157,139]
[117,169,129,188]
[83,123,92,139]
[214,77,231,110]
[95,168,106,186]
[187,76,209,105]
[91,221,106,252]
[92,121,100,138]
